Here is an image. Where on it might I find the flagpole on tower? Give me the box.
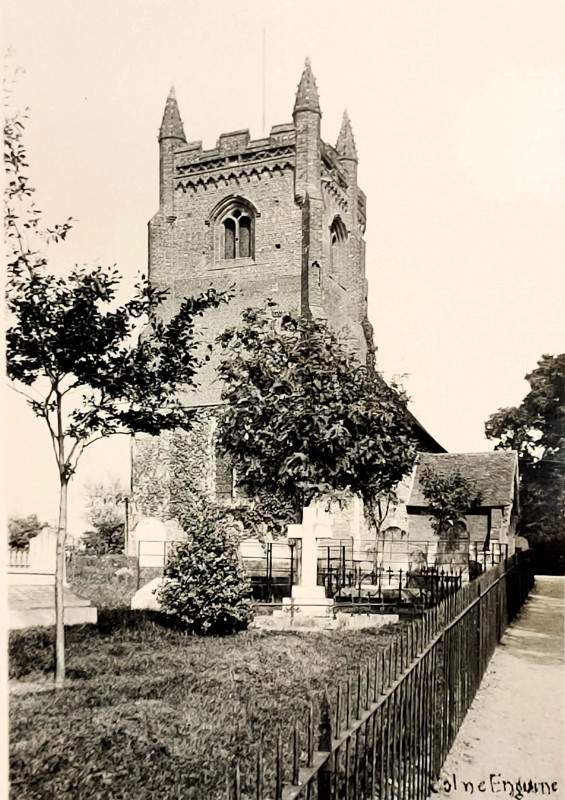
[262,27,266,135]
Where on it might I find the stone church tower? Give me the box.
[150,60,371,400]
[132,61,375,533]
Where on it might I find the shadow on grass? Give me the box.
[9,609,189,680]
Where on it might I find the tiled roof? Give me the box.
[409,451,519,508]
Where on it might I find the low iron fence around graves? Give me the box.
[245,541,469,608]
[318,554,463,607]
[134,538,503,609]
[225,550,534,800]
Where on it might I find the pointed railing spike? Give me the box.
[256,749,264,800]
[292,722,300,785]
[275,733,283,800]
[356,667,362,719]
[307,702,314,767]
[318,689,333,752]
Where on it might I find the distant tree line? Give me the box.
[486,354,565,574]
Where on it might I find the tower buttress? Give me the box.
[336,110,367,345]
[293,59,324,318]
[158,87,186,214]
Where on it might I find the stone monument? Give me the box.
[283,503,335,620]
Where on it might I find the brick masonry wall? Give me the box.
[136,92,372,531]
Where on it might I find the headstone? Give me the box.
[134,517,167,542]
[131,517,168,564]
[283,503,335,617]
[8,527,57,586]
[378,526,410,572]
[131,577,163,610]
[435,520,469,575]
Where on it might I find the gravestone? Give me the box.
[131,577,162,610]
[129,518,168,610]
[131,517,167,563]
[378,526,410,572]
[435,520,470,575]
[283,503,335,618]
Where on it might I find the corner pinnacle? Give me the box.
[159,86,186,141]
[293,58,321,116]
[336,110,357,161]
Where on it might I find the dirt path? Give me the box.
[432,576,564,799]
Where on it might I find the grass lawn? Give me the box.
[10,611,404,799]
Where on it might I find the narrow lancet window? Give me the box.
[224,219,236,259]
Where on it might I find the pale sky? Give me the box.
[3,0,564,535]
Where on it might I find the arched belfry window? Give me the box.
[210,196,259,264]
[330,216,348,283]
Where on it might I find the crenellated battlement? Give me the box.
[151,59,372,387]
[174,122,297,170]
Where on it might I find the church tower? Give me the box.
[147,59,371,407]
[133,62,373,527]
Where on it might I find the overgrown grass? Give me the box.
[10,611,405,799]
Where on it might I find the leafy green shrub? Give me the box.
[8,514,46,549]
[157,506,253,634]
[82,479,129,554]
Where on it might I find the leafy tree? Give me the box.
[419,466,482,537]
[5,100,229,685]
[485,354,565,572]
[216,306,417,529]
[8,514,46,550]
[82,479,129,554]
[157,504,254,634]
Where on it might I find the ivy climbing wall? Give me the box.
[132,414,217,527]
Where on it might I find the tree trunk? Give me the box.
[55,476,68,687]
[294,492,304,524]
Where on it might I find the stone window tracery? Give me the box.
[215,199,256,262]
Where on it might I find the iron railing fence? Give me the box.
[225,551,534,800]
[319,563,463,606]
[469,542,508,572]
[137,539,181,589]
[247,542,298,601]
[94,536,508,606]
[241,540,508,606]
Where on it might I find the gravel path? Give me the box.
[431,576,564,799]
